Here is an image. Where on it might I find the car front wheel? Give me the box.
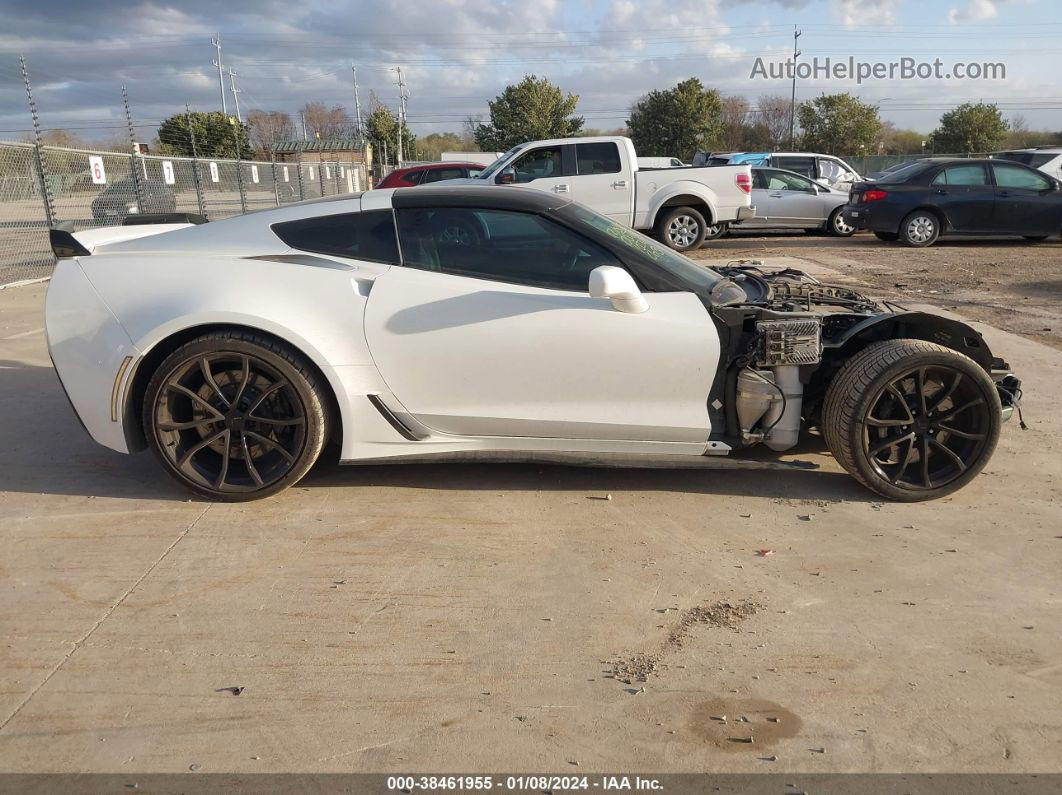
[828,207,856,237]
[704,222,729,241]
[143,331,328,501]
[657,206,707,252]
[899,211,940,247]
[822,339,1001,502]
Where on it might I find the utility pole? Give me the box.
[212,33,227,115]
[393,66,408,164]
[228,68,242,122]
[20,54,54,226]
[299,110,307,141]
[351,63,363,137]
[788,26,801,150]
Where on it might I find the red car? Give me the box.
[375,161,484,188]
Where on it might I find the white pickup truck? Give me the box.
[463,136,755,252]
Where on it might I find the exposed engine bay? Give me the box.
[702,260,1023,453]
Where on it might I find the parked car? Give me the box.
[637,157,686,169]
[455,136,754,251]
[376,162,484,189]
[990,147,1062,181]
[695,151,863,192]
[47,186,1021,502]
[843,157,1062,247]
[90,178,176,223]
[724,167,854,237]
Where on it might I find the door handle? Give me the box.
[935,189,948,195]
[998,191,1010,198]
[768,192,784,198]
[553,184,570,193]
[611,180,629,188]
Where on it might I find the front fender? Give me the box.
[825,311,994,370]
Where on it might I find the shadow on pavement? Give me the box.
[1,362,874,504]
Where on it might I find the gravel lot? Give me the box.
[1,243,1060,774]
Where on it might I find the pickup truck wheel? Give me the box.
[873,231,899,242]
[657,207,707,252]
[822,339,1001,502]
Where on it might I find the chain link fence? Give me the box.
[0,140,369,286]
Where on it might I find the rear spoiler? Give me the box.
[50,217,204,258]
[122,212,207,226]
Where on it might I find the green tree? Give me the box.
[798,93,881,154]
[626,78,723,160]
[416,131,467,160]
[930,102,1009,153]
[155,111,252,159]
[364,95,416,164]
[474,76,583,151]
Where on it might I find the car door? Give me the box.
[928,164,995,231]
[761,170,825,227]
[744,170,771,227]
[990,162,1060,235]
[497,144,573,197]
[572,141,633,222]
[363,206,719,443]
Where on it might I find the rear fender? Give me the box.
[644,182,720,228]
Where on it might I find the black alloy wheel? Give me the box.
[823,339,1001,501]
[144,332,327,501]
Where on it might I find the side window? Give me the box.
[773,156,816,178]
[752,171,770,190]
[510,146,563,183]
[576,142,622,175]
[992,163,1051,190]
[932,165,988,186]
[404,170,424,185]
[468,167,483,178]
[767,171,814,192]
[422,167,466,183]
[271,210,399,263]
[817,159,845,183]
[395,207,624,291]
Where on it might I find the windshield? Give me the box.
[476,145,524,180]
[562,203,724,291]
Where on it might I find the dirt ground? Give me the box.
[0,247,1060,775]
[691,231,1062,352]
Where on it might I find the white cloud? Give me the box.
[834,0,900,26]
[947,0,1030,23]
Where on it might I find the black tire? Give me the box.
[873,231,899,242]
[899,210,941,247]
[828,207,856,237]
[703,222,729,241]
[822,339,1001,502]
[656,206,707,252]
[143,330,328,502]
[1024,235,1048,242]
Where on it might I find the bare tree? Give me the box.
[301,102,354,140]
[247,110,296,156]
[719,96,750,150]
[756,94,791,149]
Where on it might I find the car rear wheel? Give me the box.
[823,339,1001,502]
[828,207,856,237]
[873,231,899,242]
[144,331,328,501]
[704,222,729,241]
[657,206,707,252]
[899,211,940,247]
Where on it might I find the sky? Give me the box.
[0,0,1059,147]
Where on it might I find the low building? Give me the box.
[272,138,371,166]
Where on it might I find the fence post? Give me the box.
[122,86,144,215]
[270,152,280,206]
[20,55,55,227]
[295,151,305,201]
[186,105,207,218]
[333,161,339,194]
[232,119,247,214]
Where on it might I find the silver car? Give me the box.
[713,167,854,238]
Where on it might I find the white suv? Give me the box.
[991,148,1062,181]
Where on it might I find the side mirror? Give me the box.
[497,168,515,185]
[589,266,648,314]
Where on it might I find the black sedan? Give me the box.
[843,158,1062,247]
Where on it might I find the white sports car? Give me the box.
[45,186,1022,502]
